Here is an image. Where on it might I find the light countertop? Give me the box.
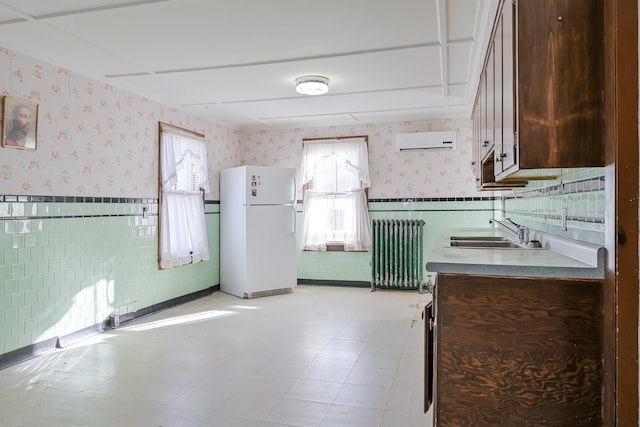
[426,227,604,279]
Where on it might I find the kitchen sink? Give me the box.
[449,240,526,248]
[447,237,545,249]
[449,236,509,241]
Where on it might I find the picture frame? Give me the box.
[2,96,38,150]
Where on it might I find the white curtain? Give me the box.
[299,137,371,251]
[342,189,370,251]
[160,130,210,269]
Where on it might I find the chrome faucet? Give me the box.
[489,218,529,243]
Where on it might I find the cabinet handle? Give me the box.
[482,140,489,147]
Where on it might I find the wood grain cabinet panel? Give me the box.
[474,1,525,189]
[472,0,604,186]
[503,0,605,181]
[430,273,603,426]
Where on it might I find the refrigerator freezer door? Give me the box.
[245,166,296,205]
[244,205,297,297]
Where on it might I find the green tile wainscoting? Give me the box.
[296,198,500,283]
[0,167,606,367]
[503,168,605,246]
[296,168,607,285]
[0,196,220,360]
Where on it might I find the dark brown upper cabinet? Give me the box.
[473,0,604,184]
[472,1,525,190]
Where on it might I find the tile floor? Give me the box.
[0,285,433,427]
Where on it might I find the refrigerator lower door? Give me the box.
[244,205,296,298]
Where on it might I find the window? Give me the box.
[159,123,210,269]
[299,136,371,251]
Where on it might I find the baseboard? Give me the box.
[58,323,109,348]
[297,280,425,292]
[297,279,370,288]
[0,337,59,371]
[0,284,220,371]
[116,284,220,326]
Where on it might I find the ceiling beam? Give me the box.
[108,43,443,78]
[0,0,172,24]
[435,0,450,100]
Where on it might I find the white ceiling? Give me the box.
[0,0,497,130]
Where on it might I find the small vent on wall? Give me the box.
[396,131,456,152]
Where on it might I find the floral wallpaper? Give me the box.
[0,48,240,201]
[242,119,487,199]
[1,46,488,201]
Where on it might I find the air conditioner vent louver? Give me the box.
[396,131,457,152]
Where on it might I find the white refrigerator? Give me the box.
[220,165,297,298]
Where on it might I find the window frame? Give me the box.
[158,122,209,269]
[301,135,369,252]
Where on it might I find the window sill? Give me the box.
[302,244,368,252]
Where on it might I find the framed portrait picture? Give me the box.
[2,96,38,150]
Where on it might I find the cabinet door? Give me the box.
[513,0,603,171]
[434,273,603,425]
[423,301,434,413]
[432,279,440,426]
[499,0,516,174]
[472,105,481,187]
[483,40,495,160]
[493,11,503,174]
[479,73,487,157]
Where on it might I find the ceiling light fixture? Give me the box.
[295,75,330,96]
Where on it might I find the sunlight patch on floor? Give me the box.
[120,309,237,332]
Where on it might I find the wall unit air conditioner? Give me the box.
[395,131,456,152]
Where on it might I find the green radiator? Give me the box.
[370,219,425,292]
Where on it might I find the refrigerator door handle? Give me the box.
[291,205,297,235]
[291,172,297,205]
[291,171,297,235]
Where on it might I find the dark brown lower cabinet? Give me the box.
[427,273,603,426]
[424,301,434,413]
